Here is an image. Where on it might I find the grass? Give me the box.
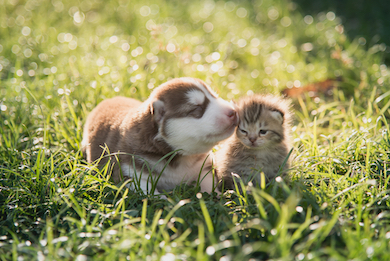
[1,0,390,260]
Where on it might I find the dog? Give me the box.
[82,77,238,195]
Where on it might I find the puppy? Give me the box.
[82,77,238,195]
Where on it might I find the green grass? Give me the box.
[1,0,390,260]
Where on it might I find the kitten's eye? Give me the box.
[259,130,268,135]
[238,128,248,135]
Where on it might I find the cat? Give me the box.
[215,94,292,191]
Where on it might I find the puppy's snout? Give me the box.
[226,108,235,118]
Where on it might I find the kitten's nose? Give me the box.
[249,137,257,143]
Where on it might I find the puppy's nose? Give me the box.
[226,109,238,125]
[226,108,236,118]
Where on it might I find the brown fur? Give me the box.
[82,80,206,182]
[82,96,164,182]
[82,78,238,193]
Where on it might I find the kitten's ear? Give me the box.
[270,110,284,125]
[151,100,165,123]
[230,100,240,123]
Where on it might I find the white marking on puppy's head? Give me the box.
[179,77,219,98]
[151,78,238,155]
[186,89,205,105]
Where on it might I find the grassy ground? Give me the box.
[1,0,390,260]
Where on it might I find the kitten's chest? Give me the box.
[242,153,264,166]
[236,149,281,169]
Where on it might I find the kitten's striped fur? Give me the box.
[215,94,292,190]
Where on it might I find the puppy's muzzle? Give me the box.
[226,108,239,126]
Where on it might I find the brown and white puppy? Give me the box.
[82,77,238,195]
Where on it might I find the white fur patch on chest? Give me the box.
[120,154,215,194]
[158,154,213,189]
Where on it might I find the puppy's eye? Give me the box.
[188,105,203,118]
[238,128,248,135]
[259,130,268,135]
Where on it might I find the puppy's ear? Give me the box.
[151,100,165,123]
[269,110,284,125]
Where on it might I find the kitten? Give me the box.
[215,94,292,191]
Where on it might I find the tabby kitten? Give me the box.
[215,94,292,191]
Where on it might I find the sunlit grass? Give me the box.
[1,0,390,260]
